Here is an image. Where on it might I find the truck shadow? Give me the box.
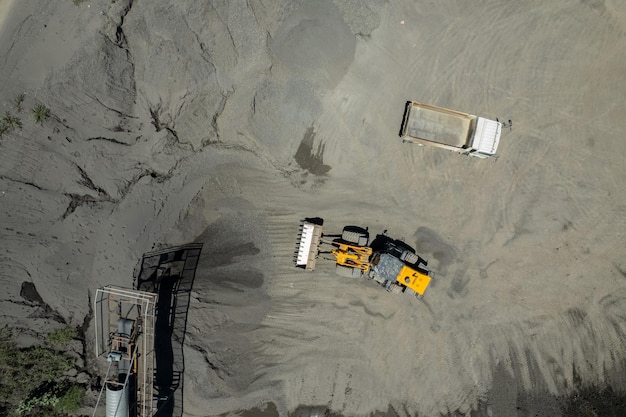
[135,243,203,417]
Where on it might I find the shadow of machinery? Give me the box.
[134,243,203,417]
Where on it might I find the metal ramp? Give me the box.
[134,243,203,417]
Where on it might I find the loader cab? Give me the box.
[369,234,429,273]
[368,252,432,297]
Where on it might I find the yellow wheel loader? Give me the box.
[295,218,433,298]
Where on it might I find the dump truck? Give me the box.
[295,218,432,298]
[400,100,502,158]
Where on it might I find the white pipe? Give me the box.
[92,361,113,417]
[106,381,129,417]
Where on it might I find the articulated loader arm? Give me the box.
[331,243,372,271]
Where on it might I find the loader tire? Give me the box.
[335,264,362,279]
[388,283,404,294]
[402,251,420,265]
[394,239,416,254]
[342,226,369,246]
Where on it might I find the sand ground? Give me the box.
[1,1,626,416]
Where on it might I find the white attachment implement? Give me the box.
[295,221,323,270]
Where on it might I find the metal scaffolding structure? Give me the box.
[94,286,158,417]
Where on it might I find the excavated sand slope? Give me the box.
[1,1,626,416]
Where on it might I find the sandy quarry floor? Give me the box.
[1,1,626,416]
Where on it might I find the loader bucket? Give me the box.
[295,221,323,270]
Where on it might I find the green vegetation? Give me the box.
[15,382,84,416]
[32,104,51,125]
[0,96,25,137]
[47,325,78,346]
[0,327,85,417]
[55,383,84,414]
[0,94,53,137]
[16,390,60,416]
[1,111,22,130]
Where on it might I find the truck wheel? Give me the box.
[401,251,420,265]
[342,226,369,246]
[335,264,362,278]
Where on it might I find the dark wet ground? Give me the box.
[19,281,66,323]
[218,377,626,417]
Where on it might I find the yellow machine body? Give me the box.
[331,243,373,271]
[396,265,432,296]
[295,220,433,298]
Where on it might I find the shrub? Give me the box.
[16,390,59,416]
[0,333,76,416]
[13,345,74,381]
[14,381,84,416]
[47,326,77,346]
[1,112,22,130]
[32,104,50,125]
[55,383,84,414]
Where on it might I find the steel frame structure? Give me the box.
[94,286,157,417]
